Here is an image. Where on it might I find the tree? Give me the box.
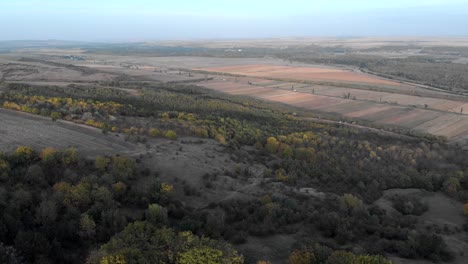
[50,111,61,121]
[0,159,9,180]
[354,255,392,264]
[215,134,227,145]
[177,246,224,264]
[100,255,127,264]
[289,249,316,264]
[35,200,57,226]
[90,221,243,264]
[443,177,460,195]
[111,156,136,180]
[79,214,96,240]
[340,194,363,213]
[464,203,468,215]
[265,137,279,153]
[148,128,160,137]
[101,123,111,134]
[164,130,178,140]
[160,183,174,195]
[146,204,168,225]
[325,250,392,264]
[325,251,355,264]
[62,147,78,165]
[112,182,127,197]
[40,147,57,164]
[13,146,35,163]
[275,168,288,182]
[0,242,24,264]
[95,156,110,172]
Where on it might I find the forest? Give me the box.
[1,81,468,263]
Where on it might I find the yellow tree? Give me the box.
[265,137,279,153]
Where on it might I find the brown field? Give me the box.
[0,108,141,157]
[200,64,401,86]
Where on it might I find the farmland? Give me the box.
[0,108,140,156]
[192,66,468,145]
[199,64,400,86]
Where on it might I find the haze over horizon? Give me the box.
[1,0,468,42]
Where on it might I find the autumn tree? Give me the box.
[289,249,316,264]
[164,130,178,140]
[265,137,279,153]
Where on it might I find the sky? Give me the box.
[1,0,467,41]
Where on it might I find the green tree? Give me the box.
[146,204,168,226]
[50,111,61,121]
[95,156,110,172]
[62,147,78,165]
[111,156,136,180]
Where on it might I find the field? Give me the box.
[199,64,400,86]
[0,108,140,157]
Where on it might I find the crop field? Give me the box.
[292,85,468,114]
[0,108,140,156]
[200,64,402,86]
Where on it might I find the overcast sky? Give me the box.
[1,0,467,41]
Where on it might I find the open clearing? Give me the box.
[0,108,141,156]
